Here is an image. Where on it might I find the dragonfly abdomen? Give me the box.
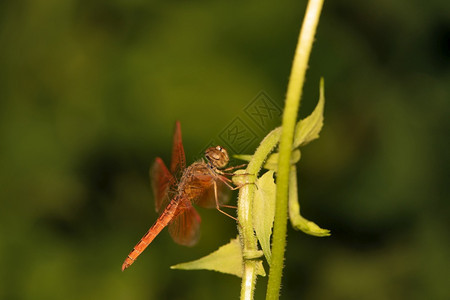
[121,198,179,271]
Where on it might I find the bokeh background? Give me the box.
[1,0,449,299]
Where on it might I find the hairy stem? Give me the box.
[238,128,281,300]
[266,1,324,299]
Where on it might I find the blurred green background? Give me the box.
[1,0,449,299]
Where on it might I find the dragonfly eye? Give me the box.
[205,146,229,168]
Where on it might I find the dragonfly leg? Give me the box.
[219,204,237,209]
[217,174,255,191]
[214,181,237,221]
[221,164,247,172]
[216,164,247,176]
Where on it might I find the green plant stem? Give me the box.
[266,1,324,299]
[238,127,281,300]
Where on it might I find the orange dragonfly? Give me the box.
[122,121,243,271]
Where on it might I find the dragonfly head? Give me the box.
[205,145,229,169]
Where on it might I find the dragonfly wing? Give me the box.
[168,204,201,246]
[150,157,175,213]
[196,179,230,209]
[170,121,186,178]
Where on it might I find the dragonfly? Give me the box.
[122,121,244,271]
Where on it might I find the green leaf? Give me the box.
[171,238,266,277]
[253,170,277,263]
[293,78,325,148]
[234,150,301,171]
[263,150,301,171]
[233,154,253,162]
[289,166,330,237]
